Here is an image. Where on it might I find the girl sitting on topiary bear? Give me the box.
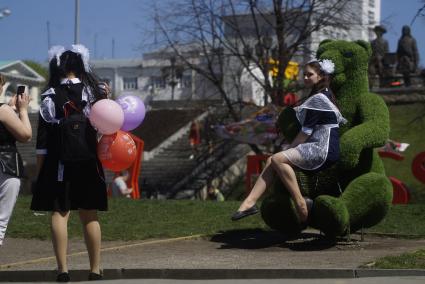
[232,59,346,223]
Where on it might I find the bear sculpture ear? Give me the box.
[356,40,372,58]
[319,39,333,47]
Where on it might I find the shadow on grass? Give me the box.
[210,228,351,251]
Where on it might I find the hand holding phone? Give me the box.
[16,86,30,111]
[17,85,25,95]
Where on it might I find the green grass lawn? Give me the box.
[7,197,425,241]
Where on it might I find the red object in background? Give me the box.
[283,93,298,106]
[378,149,404,161]
[125,134,144,199]
[389,176,410,204]
[189,121,201,145]
[412,151,425,184]
[246,155,270,195]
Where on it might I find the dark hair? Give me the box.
[45,50,106,102]
[304,61,338,107]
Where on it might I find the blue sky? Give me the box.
[1,0,425,66]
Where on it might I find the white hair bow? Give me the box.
[71,44,90,72]
[319,59,335,75]
[307,58,335,75]
[48,45,65,66]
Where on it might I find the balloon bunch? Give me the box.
[89,94,146,172]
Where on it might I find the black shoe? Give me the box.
[56,272,70,282]
[88,272,103,281]
[231,205,259,221]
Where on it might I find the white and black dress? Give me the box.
[282,89,347,171]
[31,78,107,211]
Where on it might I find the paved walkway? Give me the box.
[0,229,424,282]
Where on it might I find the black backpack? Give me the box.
[54,89,96,163]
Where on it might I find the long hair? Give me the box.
[305,61,338,108]
[46,50,106,102]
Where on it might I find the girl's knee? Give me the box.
[271,154,283,167]
[271,154,292,170]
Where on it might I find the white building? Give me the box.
[91,47,220,102]
[90,59,144,99]
[0,60,46,112]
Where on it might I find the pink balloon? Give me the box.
[89,99,124,134]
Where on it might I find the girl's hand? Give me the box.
[17,93,30,111]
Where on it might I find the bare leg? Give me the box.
[79,210,101,274]
[271,153,308,222]
[237,157,275,212]
[51,211,70,273]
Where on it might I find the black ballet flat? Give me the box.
[56,272,70,282]
[88,271,103,281]
[231,205,259,221]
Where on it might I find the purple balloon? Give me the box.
[116,94,146,131]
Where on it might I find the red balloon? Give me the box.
[97,130,137,172]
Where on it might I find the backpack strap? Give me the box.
[63,101,81,118]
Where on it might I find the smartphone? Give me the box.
[17,85,25,95]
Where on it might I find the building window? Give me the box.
[369,0,375,8]
[123,77,138,90]
[151,76,166,89]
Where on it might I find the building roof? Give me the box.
[0,60,45,83]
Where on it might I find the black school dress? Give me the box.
[30,78,107,212]
[282,89,347,172]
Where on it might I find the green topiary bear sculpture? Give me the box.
[261,40,393,237]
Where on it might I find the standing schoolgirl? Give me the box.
[31,45,108,282]
[232,59,346,223]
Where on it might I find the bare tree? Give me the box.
[149,1,360,117]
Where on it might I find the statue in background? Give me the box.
[369,25,389,86]
[396,25,419,87]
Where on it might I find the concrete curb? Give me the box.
[0,269,424,282]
